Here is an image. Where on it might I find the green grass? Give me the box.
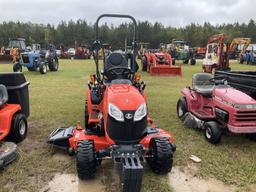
[0,60,256,191]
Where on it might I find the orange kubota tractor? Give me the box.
[202,33,230,73]
[142,49,182,76]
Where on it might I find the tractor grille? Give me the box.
[107,110,147,144]
[157,57,165,64]
[235,111,256,122]
[21,54,29,63]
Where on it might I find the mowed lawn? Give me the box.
[0,59,256,192]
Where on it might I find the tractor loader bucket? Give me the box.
[0,142,18,169]
[150,65,182,76]
[47,127,74,149]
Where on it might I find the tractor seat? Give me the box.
[104,52,129,81]
[0,84,8,107]
[192,73,214,97]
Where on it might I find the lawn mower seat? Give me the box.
[0,84,8,107]
[192,73,214,97]
[104,52,129,81]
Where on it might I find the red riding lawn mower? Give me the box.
[0,73,29,168]
[202,33,230,73]
[142,51,182,76]
[177,73,256,144]
[48,14,176,192]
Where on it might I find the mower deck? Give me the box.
[0,142,18,169]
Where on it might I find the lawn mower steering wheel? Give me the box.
[209,76,228,85]
[107,66,131,76]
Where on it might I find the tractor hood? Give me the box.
[214,87,256,104]
[106,84,145,110]
[154,52,165,58]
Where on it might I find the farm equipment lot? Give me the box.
[0,60,256,192]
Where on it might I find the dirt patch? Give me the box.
[169,166,238,192]
[42,160,120,192]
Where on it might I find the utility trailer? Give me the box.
[215,70,256,99]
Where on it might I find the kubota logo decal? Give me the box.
[125,113,133,119]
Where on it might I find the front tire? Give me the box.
[8,113,27,143]
[177,97,188,120]
[147,138,173,174]
[204,121,222,144]
[13,63,22,72]
[76,140,97,179]
[39,64,47,74]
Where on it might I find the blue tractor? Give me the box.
[240,44,256,65]
[13,44,59,74]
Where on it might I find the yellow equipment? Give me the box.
[229,38,251,59]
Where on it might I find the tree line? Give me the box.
[0,19,255,50]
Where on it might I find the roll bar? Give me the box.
[94,14,138,81]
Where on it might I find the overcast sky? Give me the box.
[0,0,255,27]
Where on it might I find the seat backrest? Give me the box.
[192,73,214,89]
[104,52,129,81]
[0,84,8,107]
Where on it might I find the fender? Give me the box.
[0,104,21,140]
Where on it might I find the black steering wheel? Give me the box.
[107,66,131,76]
[209,76,228,84]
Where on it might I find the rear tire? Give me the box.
[39,64,47,74]
[141,56,147,71]
[13,63,22,72]
[240,57,244,64]
[172,58,176,65]
[8,113,27,143]
[190,58,196,65]
[147,138,173,174]
[177,97,188,120]
[204,121,222,144]
[76,140,97,179]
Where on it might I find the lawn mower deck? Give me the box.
[0,142,18,169]
[48,14,176,192]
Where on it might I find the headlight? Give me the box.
[234,104,256,110]
[134,103,147,121]
[108,103,124,122]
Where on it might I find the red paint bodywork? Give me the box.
[182,86,256,133]
[0,104,21,140]
[69,82,175,152]
[144,52,182,76]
